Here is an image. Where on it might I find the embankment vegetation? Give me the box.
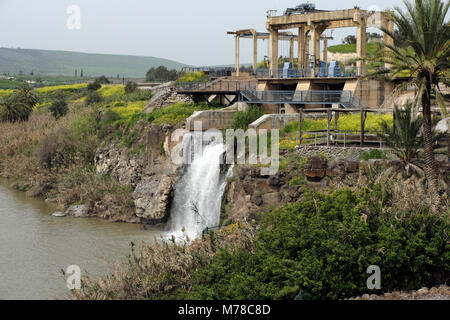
[72,167,449,300]
[0,81,210,220]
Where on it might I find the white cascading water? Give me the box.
[168,133,233,241]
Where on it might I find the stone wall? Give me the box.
[295,145,391,162]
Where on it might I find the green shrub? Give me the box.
[177,71,208,83]
[95,76,110,84]
[125,82,138,94]
[86,91,103,105]
[97,110,122,139]
[148,102,210,125]
[0,93,33,122]
[188,188,449,300]
[49,99,68,119]
[360,149,387,161]
[230,105,263,130]
[87,81,102,91]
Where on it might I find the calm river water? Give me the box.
[0,182,165,300]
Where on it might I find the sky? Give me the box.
[0,0,407,66]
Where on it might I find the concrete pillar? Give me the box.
[235,35,240,77]
[306,36,310,66]
[322,38,328,63]
[311,27,320,65]
[382,13,395,70]
[269,28,279,77]
[289,37,294,63]
[252,32,258,73]
[310,25,321,77]
[297,26,306,70]
[356,18,367,76]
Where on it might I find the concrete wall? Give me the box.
[249,114,299,131]
[355,79,393,109]
[185,102,250,131]
[186,110,237,131]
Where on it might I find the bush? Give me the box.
[188,188,449,300]
[49,99,68,119]
[125,82,138,94]
[86,91,103,105]
[360,149,387,161]
[146,66,178,82]
[0,86,38,122]
[95,76,110,84]
[230,105,263,130]
[176,71,208,83]
[87,81,102,91]
[36,128,77,169]
[147,102,210,125]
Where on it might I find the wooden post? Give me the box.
[327,109,331,146]
[334,110,339,132]
[360,109,366,147]
[299,108,304,145]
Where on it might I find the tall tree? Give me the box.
[370,0,449,212]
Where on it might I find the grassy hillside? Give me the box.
[328,43,380,55]
[0,48,187,78]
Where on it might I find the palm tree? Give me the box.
[379,104,424,166]
[0,85,38,122]
[370,0,449,212]
[0,92,33,122]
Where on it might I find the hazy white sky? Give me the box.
[0,0,406,66]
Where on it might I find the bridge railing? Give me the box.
[240,90,363,107]
[176,80,257,92]
[255,66,370,79]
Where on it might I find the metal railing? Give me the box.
[240,90,366,108]
[176,80,257,92]
[255,66,371,79]
[297,131,385,148]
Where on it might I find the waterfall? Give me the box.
[168,133,232,241]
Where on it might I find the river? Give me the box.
[0,182,165,300]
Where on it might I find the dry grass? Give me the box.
[0,104,136,220]
[72,222,255,300]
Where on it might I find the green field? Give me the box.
[0,48,187,78]
[0,79,24,89]
[328,42,380,55]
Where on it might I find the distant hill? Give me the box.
[0,48,187,78]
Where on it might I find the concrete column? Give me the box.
[252,32,258,73]
[322,38,328,63]
[269,28,279,77]
[356,18,367,76]
[297,26,306,70]
[289,37,294,63]
[311,27,320,65]
[382,14,395,70]
[235,35,240,77]
[306,36,310,66]
[310,25,321,77]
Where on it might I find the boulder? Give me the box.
[344,161,359,173]
[52,212,66,218]
[304,156,327,180]
[132,176,173,221]
[67,205,87,217]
